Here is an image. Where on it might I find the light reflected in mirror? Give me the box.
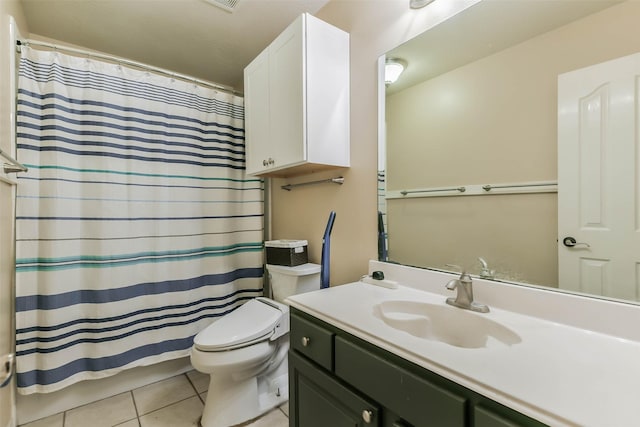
[379,0,640,303]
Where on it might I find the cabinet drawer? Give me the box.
[290,313,334,371]
[335,336,467,427]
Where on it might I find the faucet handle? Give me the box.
[478,257,495,279]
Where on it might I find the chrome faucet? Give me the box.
[478,257,495,280]
[444,265,489,313]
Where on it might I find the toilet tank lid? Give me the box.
[266,263,321,276]
[265,239,308,248]
[193,299,284,351]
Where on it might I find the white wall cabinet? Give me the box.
[243,13,350,177]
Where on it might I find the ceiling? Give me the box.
[19,0,331,92]
[385,0,622,95]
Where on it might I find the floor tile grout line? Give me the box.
[133,373,199,418]
[22,372,288,427]
[184,372,200,395]
[278,405,288,418]
[138,394,200,420]
[112,416,140,427]
[185,371,208,404]
[131,390,141,419]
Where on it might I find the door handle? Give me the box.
[562,237,590,248]
[0,354,14,388]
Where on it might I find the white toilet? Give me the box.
[190,263,321,427]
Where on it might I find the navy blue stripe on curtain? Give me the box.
[14,47,264,394]
[17,338,195,389]
[18,58,245,119]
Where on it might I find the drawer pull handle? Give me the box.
[301,336,311,347]
[362,409,373,424]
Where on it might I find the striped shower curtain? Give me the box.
[14,48,264,394]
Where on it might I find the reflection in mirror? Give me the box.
[379,0,640,303]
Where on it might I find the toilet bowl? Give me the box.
[190,263,321,427]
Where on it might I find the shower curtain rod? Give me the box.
[16,39,243,96]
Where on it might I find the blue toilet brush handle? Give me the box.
[320,211,336,289]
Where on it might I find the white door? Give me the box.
[558,52,640,301]
[1,16,20,427]
[0,177,16,427]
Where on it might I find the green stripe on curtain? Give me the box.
[15,48,264,394]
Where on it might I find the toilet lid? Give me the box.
[193,299,283,351]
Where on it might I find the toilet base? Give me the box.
[200,360,288,427]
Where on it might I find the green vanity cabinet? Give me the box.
[289,308,548,427]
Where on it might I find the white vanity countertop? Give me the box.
[287,279,640,427]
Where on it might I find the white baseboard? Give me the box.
[16,357,192,425]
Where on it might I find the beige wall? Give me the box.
[385,1,640,286]
[269,0,475,286]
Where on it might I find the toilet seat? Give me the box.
[194,298,286,351]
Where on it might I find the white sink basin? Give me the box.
[373,300,521,349]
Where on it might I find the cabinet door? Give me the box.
[243,48,271,175]
[268,14,305,171]
[474,405,546,427]
[290,351,380,427]
[335,336,467,427]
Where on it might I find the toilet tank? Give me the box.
[267,263,321,303]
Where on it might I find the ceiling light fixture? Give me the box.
[410,0,436,9]
[385,58,406,85]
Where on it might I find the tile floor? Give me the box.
[19,370,289,427]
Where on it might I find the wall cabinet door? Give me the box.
[244,48,271,175]
[289,351,380,427]
[268,16,305,172]
[244,13,349,177]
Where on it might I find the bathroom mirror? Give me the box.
[380,0,640,303]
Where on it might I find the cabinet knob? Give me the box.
[263,159,268,166]
[362,409,373,424]
[268,157,275,165]
[301,336,310,347]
